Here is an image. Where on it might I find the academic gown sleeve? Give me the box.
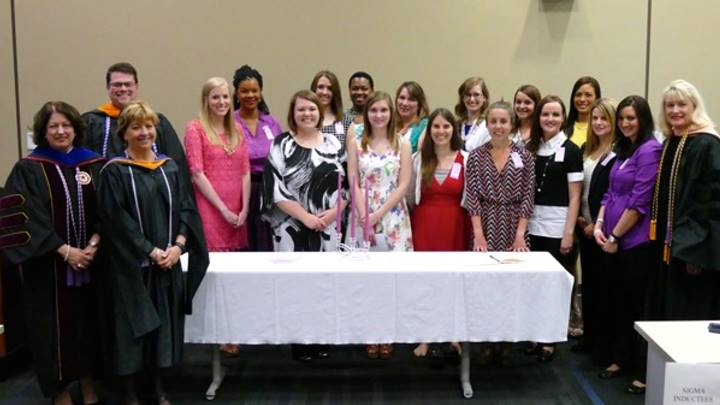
[156,113,193,194]
[2,160,65,264]
[672,134,720,271]
[175,160,209,314]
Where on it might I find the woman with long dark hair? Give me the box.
[594,95,661,394]
[395,81,430,154]
[564,76,601,148]
[526,95,583,362]
[512,84,541,145]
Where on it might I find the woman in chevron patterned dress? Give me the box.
[464,100,535,366]
[465,100,535,252]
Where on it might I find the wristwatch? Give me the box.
[607,234,618,244]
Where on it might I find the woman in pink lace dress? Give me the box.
[184,77,249,354]
[184,77,250,252]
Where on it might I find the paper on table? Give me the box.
[265,255,302,264]
[462,254,525,267]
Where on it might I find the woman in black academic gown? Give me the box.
[650,80,720,315]
[644,80,720,394]
[98,101,208,405]
[4,101,104,405]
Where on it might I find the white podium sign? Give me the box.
[663,363,720,404]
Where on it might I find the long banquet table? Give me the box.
[184,251,574,399]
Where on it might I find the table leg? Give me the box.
[460,342,473,398]
[205,345,226,400]
[645,342,669,405]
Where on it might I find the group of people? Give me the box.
[2,61,718,403]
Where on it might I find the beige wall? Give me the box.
[1,0,19,182]
[649,0,720,129]
[2,0,718,181]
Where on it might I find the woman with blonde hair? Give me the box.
[100,101,208,405]
[184,77,250,355]
[573,98,616,360]
[647,80,720,370]
[455,77,491,151]
[347,91,413,359]
[184,77,250,252]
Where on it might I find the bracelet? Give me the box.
[596,218,604,224]
[89,239,99,248]
[174,241,186,254]
[63,245,70,262]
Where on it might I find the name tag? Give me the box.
[263,126,274,140]
[554,147,565,163]
[334,122,345,135]
[449,162,462,179]
[510,152,524,168]
[601,151,616,166]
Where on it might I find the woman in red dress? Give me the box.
[409,108,469,251]
[408,108,469,358]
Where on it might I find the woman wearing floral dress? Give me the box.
[347,91,413,359]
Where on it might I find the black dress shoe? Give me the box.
[294,354,313,362]
[598,368,622,379]
[537,347,555,363]
[427,347,445,369]
[443,347,461,366]
[524,342,539,355]
[626,382,646,394]
[570,340,588,353]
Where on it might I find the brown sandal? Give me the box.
[366,344,379,359]
[379,344,393,359]
[220,344,241,355]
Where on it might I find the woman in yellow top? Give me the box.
[563,76,601,148]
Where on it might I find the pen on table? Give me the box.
[488,254,502,264]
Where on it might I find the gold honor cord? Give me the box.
[649,140,672,241]
[650,134,688,264]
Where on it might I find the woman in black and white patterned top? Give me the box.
[525,95,583,362]
[310,70,348,157]
[262,90,346,252]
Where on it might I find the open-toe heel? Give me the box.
[366,344,379,359]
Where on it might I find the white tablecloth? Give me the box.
[184,251,573,345]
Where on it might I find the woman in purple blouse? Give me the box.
[232,65,283,251]
[593,95,661,394]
